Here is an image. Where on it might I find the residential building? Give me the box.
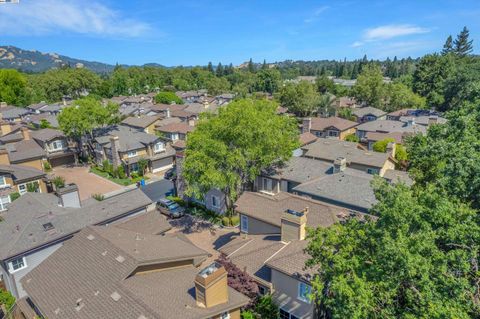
[352,106,387,123]
[0,128,46,171]
[0,103,30,122]
[91,125,175,175]
[301,117,358,140]
[156,121,194,142]
[25,102,49,114]
[31,128,78,167]
[0,162,47,211]
[364,131,404,150]
[121,115,162,134]
[17,223,248,318]
[301,138,396,176]
[355,119,427,141]
[0,187,153,298]
[220,192,369,318]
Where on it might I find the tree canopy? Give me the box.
[278,81,320,117]
[182,98,299,213]
[154,91,184,104]
[306,179,480,319]
[0,69,29,106]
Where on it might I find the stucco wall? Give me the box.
[239,214,280,235]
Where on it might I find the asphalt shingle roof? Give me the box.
[94,125,159,152]
[3,140,45,162]
[309,117,358,131]
[0,164,45,183]
[352,106,386,118]
[356,119,427,135]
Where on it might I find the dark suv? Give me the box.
[156,198,185,218]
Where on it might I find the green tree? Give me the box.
[372,138,395,153]
[345,134,359,142]
[407,102,480,208]
[441,35,454,55]
[279,81,319,117]
[352,64,385,108]
[395,143,408,162]
[0,69,29,106]
[454,26,474,57]
[0,289,15,311]
[315,75,335,94]
[306,179,480,319]
[255,295,279,319]
[384,82,426,112]
[337,107,355,121]
[183,99,299,215]
[253,69,281,94]
[317,94,336,117]
[154,91,184,104]
[39,118,52,129]
[247,58,255,73]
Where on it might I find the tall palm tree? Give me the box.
[317,94,336,117]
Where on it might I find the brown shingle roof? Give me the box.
[156,122,194,134]
[115,211,172,235]
[299,132,317,146]
[121,115,160,128]
[309,117,358,131]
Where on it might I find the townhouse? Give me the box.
[91,125,175,175]
[301,117,358,140]
[355,119,427,142]
[30,128,78,167]
[121,115,162,134]
[16,219,248,318]
[352,106,386,123]
[0,186,153,298]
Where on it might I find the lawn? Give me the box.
[90,167,149,186]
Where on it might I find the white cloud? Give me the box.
[363,24,430,41]
[351,41,364,47]
[0,0,152,37]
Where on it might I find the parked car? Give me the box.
[164,167,176,180]
[156,198,185,218]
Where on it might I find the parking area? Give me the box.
[52,166,123,201]
[168,215,238,264]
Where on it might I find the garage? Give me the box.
[151,156,174,173]
[49,154,76,167]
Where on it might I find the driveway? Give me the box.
[168,215,238,264]
[52,166,123,201]
[140,179,174,202]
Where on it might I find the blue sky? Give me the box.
[1,0,479,66]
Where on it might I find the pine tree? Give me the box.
[442,35,454,55]
[453,26,473,56]
[216,63,224,77]
[247,58,255,73]
[207,62,214,73]
[262,59,268,70]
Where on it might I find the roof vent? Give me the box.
[54,308,61,315]
[87,234,95,241]
[42,222,54,231]
[116,255,125,263]
[110,291,121,302]
[75,298,84,312]
[102,251,108,256]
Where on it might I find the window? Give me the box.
[0,195,10,211]
[9,257,27,273]
[280,309,300,319]
[211,195,220,208]
[262,178,273,192]
[154,142,165,153]
[328,130,339,137]
[50,139,65,151]
[220,312,230,319]
[367,168,379,175]
[240,215,248,233]
[127,151,137,158]
[258,286,268,295]
[298,282,312,303]
[18,183,27,195]
[0,175,8,188]
[314,131,322,137]
[170,133,179,141]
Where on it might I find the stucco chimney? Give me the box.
[386,142,396,158]
[109,135,122,168]
[195,262,228,308]
[333,157,347,173]
[188,118,195,127]
[21,127,30,141]
[302,118,312,134]
[281,207,308,242]
[56,184,81,208]
[0,149,10,165]
[0,117,12,136]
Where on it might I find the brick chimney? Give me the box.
[109,135,122,168]
[0,149,10,165]
[195,262,228,308]
[281,207,308,242]
[333,157,347,173]
[21,127,30,140]
[302,118,312,134]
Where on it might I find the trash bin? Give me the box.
[140,179,146,186]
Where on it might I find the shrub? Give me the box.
[255,295,279,319]
[116,166,126,179]
[52,176,65,189]
[154,91,184,105]
[395,144,408,161]
[241,310,256,319]
[222,217,231,227]
[130,171,139,179]
[43,161,52,172]
[216,254,259,299]
[0,289,15,311]
[373,138,395,153]
[345,133,359,142]
[10,192,20,201]
[230,215,240,226]
[137,158,148,177]
[92,193,105,201]
[26,181,39,193]
[102,160,113,175]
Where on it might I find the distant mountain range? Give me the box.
[0,46,167,73]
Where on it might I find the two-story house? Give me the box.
[355,119,426,142]
[0,103,31,123]
[220,191,369,319]
[302,117,358,140]
[16,220,248,318]
[30,128,78,167]
[156,122,194,143]
[0,128,46,171]
[0,186,153,299]
[120,115,162,134]
[92,125,175,175]
[0,158,47,211]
